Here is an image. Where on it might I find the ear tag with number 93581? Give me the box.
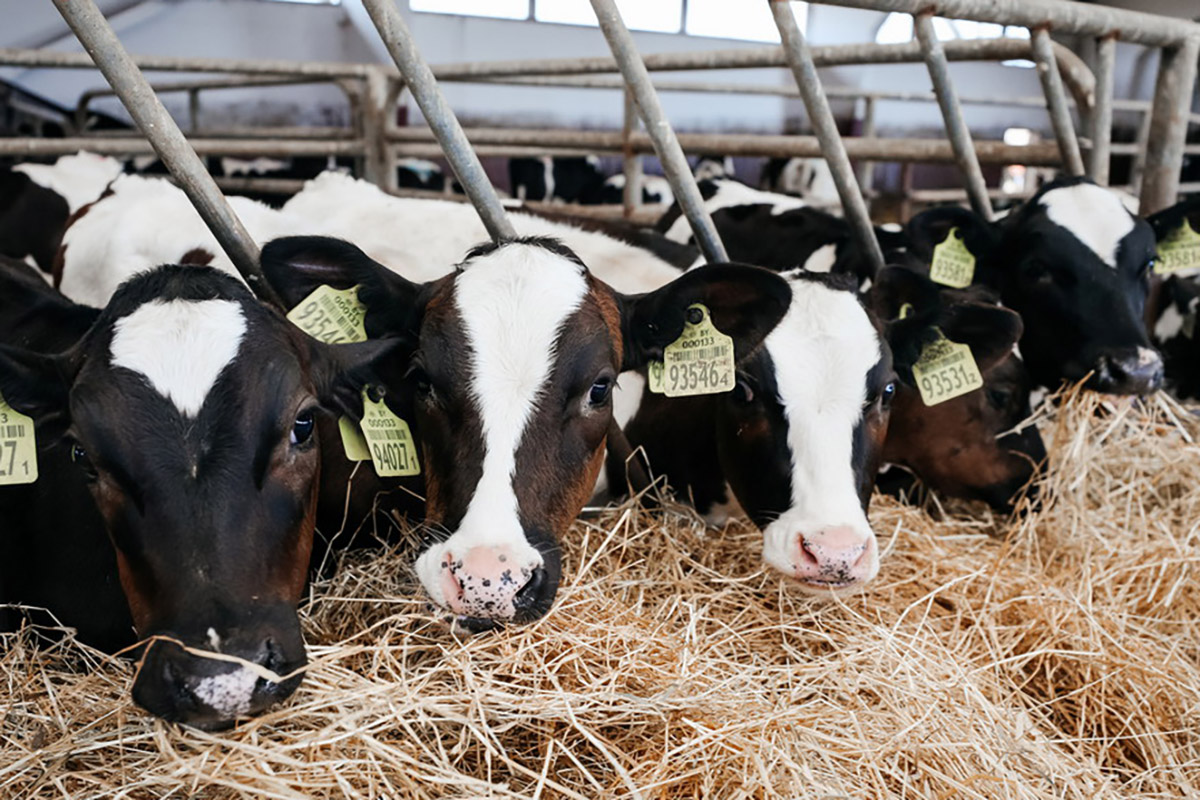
[0,392,37,485]
[911,330,983,407]
[358,388,420,477]
[929,227,975,289]
[1154,220,1200,275]
[286,284,368,345]
[646,304,736,398]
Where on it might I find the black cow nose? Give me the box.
[512,566,549,613]
[1094,347,1164,395]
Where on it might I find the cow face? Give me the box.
[871,268,1045,510]
[711,271,893,591]
[0,266,394,729]
[260,236,790,629]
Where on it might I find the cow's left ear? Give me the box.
[0,345,77,442]
[1146,196,1200,242]
[904,206,998,274]
[938,303,1024,374]
[617,264,791,370]
[306,337,404,419]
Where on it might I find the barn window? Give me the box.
[686,0,805,42]
[409,0,530,20]
[874,11,1034,66]
[535,0,682,33]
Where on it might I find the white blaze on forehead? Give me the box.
[110,298,247,417]
[1039,183,1136,268]
[415,244,590,608]
[760,277,881,580]
[192,668,258,718]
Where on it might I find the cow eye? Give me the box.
[987,388,1013,409]
[880,381,896,408]
[70,443,97,479]
[408,366,432,396]
[732,377,755,404]
[290,411,316,446]
[588,376,613,407]
[1141,258,1156,277]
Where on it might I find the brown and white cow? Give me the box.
[0,263,396,729]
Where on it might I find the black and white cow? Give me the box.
[1145,195,1200,399]
[0,263,396,729]
[760,157,839,208]
[902,177,1163,395]
[509,156,606,204]
[592,173,674,206]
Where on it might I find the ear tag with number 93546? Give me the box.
[358,388,420,477]
[0,392,37,485]
[929,227,975,289]
[286,284,368,345]
[1154,220,1200,275]
[646,303,736,398]
[911,330,983,407]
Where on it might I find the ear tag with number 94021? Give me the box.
[286,284,368,345]
[358,388,420,477]
[911,330,983,407]
[929,227,975,289]
[1154,220,1200,275]
[0,391,37,485]
[646,303,736,398]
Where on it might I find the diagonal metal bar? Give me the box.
[913,12,993,221]
[770,0,884,274]
[588,0,728,264]
[1089,34,1116,186]
[1031,27,1085,177]
[359,0,515,242]
[50,0,277,305]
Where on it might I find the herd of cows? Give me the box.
[0,149,1198,731]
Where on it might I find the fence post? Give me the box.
[1139,36,1200,214]
[1031,27,1085,177]
[621,88,644,219]
[1089,34,1117,185]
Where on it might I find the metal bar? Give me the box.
[49,0,275,305]
[187,88,200,133]
[1090,34,1116,185]
[360,0,514,241]
[0,47,376,76]
[1030,27,1085,177]
[913,12,993,220]
[588,0,727,263]
[858,96,877,195]
[812,0,1200,48]
[771,0,883,274]
[82,125,355,140]
[1139,36,1200,214]
[621,89,642,220]
[1129,107,1154,199]
[0,137,365,157]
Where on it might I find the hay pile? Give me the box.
[2,388,1199,799]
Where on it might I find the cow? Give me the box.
[592,174,674,206]
[900,177,1163,395]
[1145,195,1200,399]
[1,151,122,275]
[0,263,397,729]
[258,234,791,627]
[760,157,839,208]
[509,156,606,203]
[395,157,447,193]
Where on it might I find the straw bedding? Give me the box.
[2,386,1199,799]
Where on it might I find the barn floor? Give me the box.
[2,386,1198,799]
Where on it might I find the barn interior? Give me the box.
[1,1,1200,798]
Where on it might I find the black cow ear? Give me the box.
[307,338,405,419]
[617,264,791,370]
[904,206,998,272]
[1146,196,1200,242]
[260,236,425,341]
[868,266,940,322]
[0,345,75,442]
[939,303,1024,374]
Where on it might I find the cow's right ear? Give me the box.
[904,206,998,276]
[260,236,426,342]
[1146,196,1200,242]
[938,303,1024,374]
[0,345,75,442]
[617,264,791,371]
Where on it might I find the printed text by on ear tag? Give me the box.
[929,228,975,289]
[661,304,736,398]
[1154,220,1200,275]
[646,360,665,394]
[912,331,983,406]
[359,388,420,477]
[0,392,37,485]
[286,285,368,344]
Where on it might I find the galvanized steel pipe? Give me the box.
[1139,36,1200,214]
[1031,28,1085,177]
[1090,35,1117,185]
[588,0,727,263]
[771,0,884,274]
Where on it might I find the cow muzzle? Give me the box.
[764,520,879,591]
[418,541,559,630]
[1090,346,1164,395]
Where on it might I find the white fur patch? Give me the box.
[1039,183,1136,268]
[14,150,122,214]
[802,243,838,273]
[110,298,246,417]
[1155,303,1185,341]
[414,243,590,609]
[759,276,881,583]
[663,180,808,243]
[192,668,257,717]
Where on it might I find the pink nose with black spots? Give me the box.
[437,545,547,625]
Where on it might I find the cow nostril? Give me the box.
[798,538,820,567]
[512,567,548,612]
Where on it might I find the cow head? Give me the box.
[710,271,894,590]
[906,179,1162,395]
[0,266,395,729]
[260,236,790,629]
[871,267,1045,510]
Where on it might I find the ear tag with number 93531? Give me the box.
[911,330,983,407]
[646,303,736,398]
[0,391,37,485]
[286,284,368,345]
[1154,220,1200,275]
[358,388,420,477]
[929,227,975,289]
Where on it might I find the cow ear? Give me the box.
[868,266,940,322]
[1146,196,1200,242]
[0,345,76,442]
[306,337,405,419]
[904,206,997,271]
[938,303,1024,374]
[618,264,791,370]
[260,236,426,342]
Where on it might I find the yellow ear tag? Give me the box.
[929,227,975,289]
[359,388,420,477]
[0,392,37,486]
[647,303,736,398]
[898,302,914,320]
[1154,220,1200,275]
[338,416,371,462]
[286,284,368,345]
[911,330,984,407]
